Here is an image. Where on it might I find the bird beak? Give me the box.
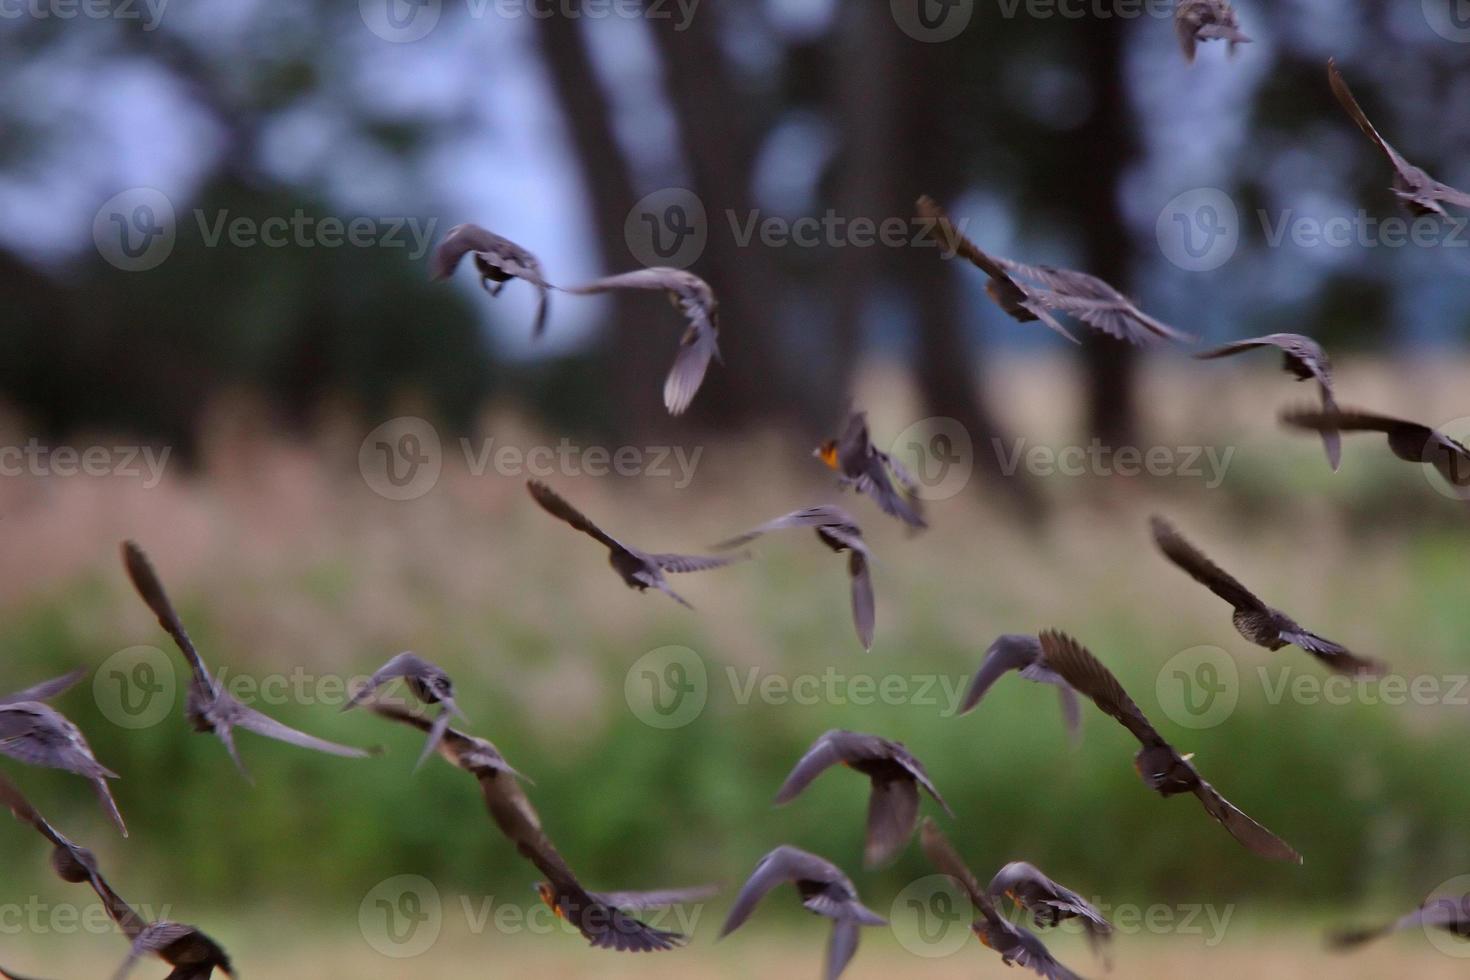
[1181,753,1195,762]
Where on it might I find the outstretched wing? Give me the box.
[525,480,624,551]
[121,542,215,692]
[0,669,86,706]
[1037,631,1166,748]
[343,652,433,710]
[848,550,876,651]
[918,818,990,911]
[1192,781,1303,863]
[960,634,1043,714]
[227,701,373,759]
[1150,515,1265,612]
[1328,59,1415,177]
[649,552,748,574]
[713,507,856,550]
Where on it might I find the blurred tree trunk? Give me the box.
[1072,19,1138,448]
[534,9,669,437]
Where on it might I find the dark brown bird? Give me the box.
[370,702,691,952]
[122,541,375,781]
[720,845,886,980]
[813,411,926,530]
[1329,59,1470,219]
[563,267,720,415]
[1151,516,1385,676]
[1195,333,1341,470]
[0,770,233,980]
[0,698,126,837]
[988,861,1112,962]
[1038,630,1302,863]
[920,820,1084,980]
[1175,0,1251,64]
[1282,405,1470,491]
[527,480,747,609]
[773,729,953,868]
[342,652,464,770]
[429,223,552,338]
[714,506,876,650]
[918,195,1192,346]
[1330,892,1470,950]
[960,634,1082,744]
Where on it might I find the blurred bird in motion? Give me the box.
[988,861,1113,963]
[122,541,377,781]
[920,820,1084,980]
[1329,892,1470,951]
[528,480,748,609]
[563,267,720,415]
[0,688,127,837]
[429,223,552,338]
[772,729,953,868]
[1328,59,1470,218]
[1175,0,1251,64]
[813,411,926,530]
[960,634,1083,743]
[342,652,465,771]
[1281,405,1470,491]
[1194,333,1341,470]
[1039,630,1302,862]
[720,845,886,980]
[1151,516,1385,675]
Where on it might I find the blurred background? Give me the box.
[1,0,1469,976]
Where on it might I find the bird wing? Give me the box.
[772,732,852,804]
[1037,631,1167,748]
[848,551,876,651]
[226,700,373,758]
[914,196,1018,283]
[960,634,1044,714]
[0,669,86,706]
[121,542,215,693]
[713,507,857,549]
[343,652,432,710]
[1328,59,1416,177]
[592,885,721,910]
[1150,515,1266,612]
[524,480,626,551]
[429,223,508,281]
[918,818,991,911]
[664,323,717,417]
[1278,629,1385,676]
[825,918,862,980]
[649,551,748,574]
[720,849,807,936]
[864,776,920,868]
[1191,780,1303,863]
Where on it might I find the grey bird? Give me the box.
[122,541,375,782]
[960,634,1083,744]
[430,223,552,338]
[918,196,1191,345]
[1281,405,1470,491]
[720,845,886,980]
[773,729,953,868]
[1175,0,1251,64]
[1330,892,1470,950]
[528,480,748,609]
[370,702,696,952]
[1329,59,1470,218]
[1195,333,1341,470]
[1,669,86,706]
[714,506,876,650]
[988,861,1113,962]
[563,267,720,415]
[1151,516,1384,676]
[920,820,1085,980]
[814,411,926,530]
[342,652,465,771]
[0,771,233,980]
[1039,630,1302,863]
[0,699,126,837]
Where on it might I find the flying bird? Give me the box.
[988,861,1112,961]
[1038,630,1302,863]
[0,700,126,837]
[430,224,552,338]
[920,820,1084,980]
[772,729,953,868]
[1194,333,1341,470]
[563,267,720,415]
[1329,58,1470,218]
[1281,406,1470,492]
[527,480,747,609]
[1175,0,1251,64]
[813,411,926,529]
[122,541,375,781]
[370,702,693,952]
[959,634,1083,743]
[720,846,886,980]
[0,771,233,980]
[342,652,465,771]
[1330,892,1470,950]
[714,506,876,650]
[1151,516,1385,675]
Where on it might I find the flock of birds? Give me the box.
[3,14,1470,980]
